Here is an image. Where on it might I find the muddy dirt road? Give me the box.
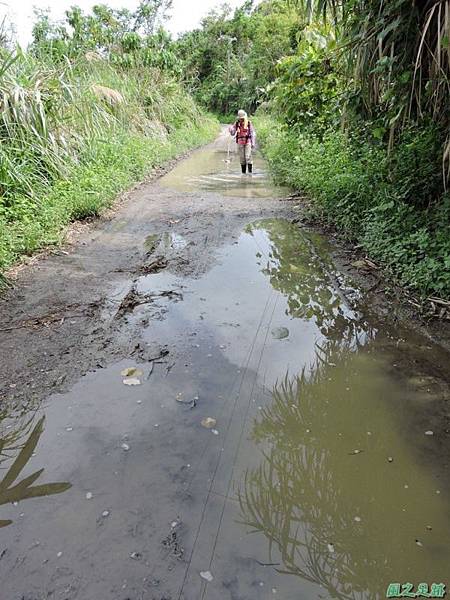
[0,131,449,600]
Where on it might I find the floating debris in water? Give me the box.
[123,378,141,386]
[121,367,143,378]
[66,427,73,432]
[57,551,63,558]
[201,417,217,429]
[200,571,214,582]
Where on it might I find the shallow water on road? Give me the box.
[1,196,449,596]
[160,132,289,198]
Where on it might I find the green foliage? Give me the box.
[287,0,450,144]
[0,7,218,274]
[256,115,450,297]
[31,2,181,76]
[270,34,340,132]
[175,0,298,114]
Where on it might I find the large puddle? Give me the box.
[1,191,449,595]
[160,130,289,198]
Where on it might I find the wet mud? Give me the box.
[0,131,449,599]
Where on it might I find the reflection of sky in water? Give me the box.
[1,216,446,600]
[139,219,372,386]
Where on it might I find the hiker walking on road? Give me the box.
[229,110,256,174]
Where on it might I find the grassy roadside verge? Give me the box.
[254,115,450,300]
[0,51,219,279]
[0,120,218,274]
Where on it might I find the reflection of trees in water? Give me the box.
[246,219,375,350]
[238,359,382,600]
[0,414,71,528]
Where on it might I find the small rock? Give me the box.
[121,443,130,451]
[57,551,63,558]
[102,511,110,518]
[415,539,423,547]
[271,327,289,340]
[130,552,142,560]
[424,430,434,436]
[200,571,213,582]
[201,417,217,429]
[327,543,335,553]
[211,429,219,436]
[86,492,93,500]
[387,457,394,463]
[354,516,362,522]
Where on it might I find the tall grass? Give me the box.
[0,50,218,273]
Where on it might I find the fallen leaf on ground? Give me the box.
[121,367,143,378]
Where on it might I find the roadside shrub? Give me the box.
[255,115,450,298]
